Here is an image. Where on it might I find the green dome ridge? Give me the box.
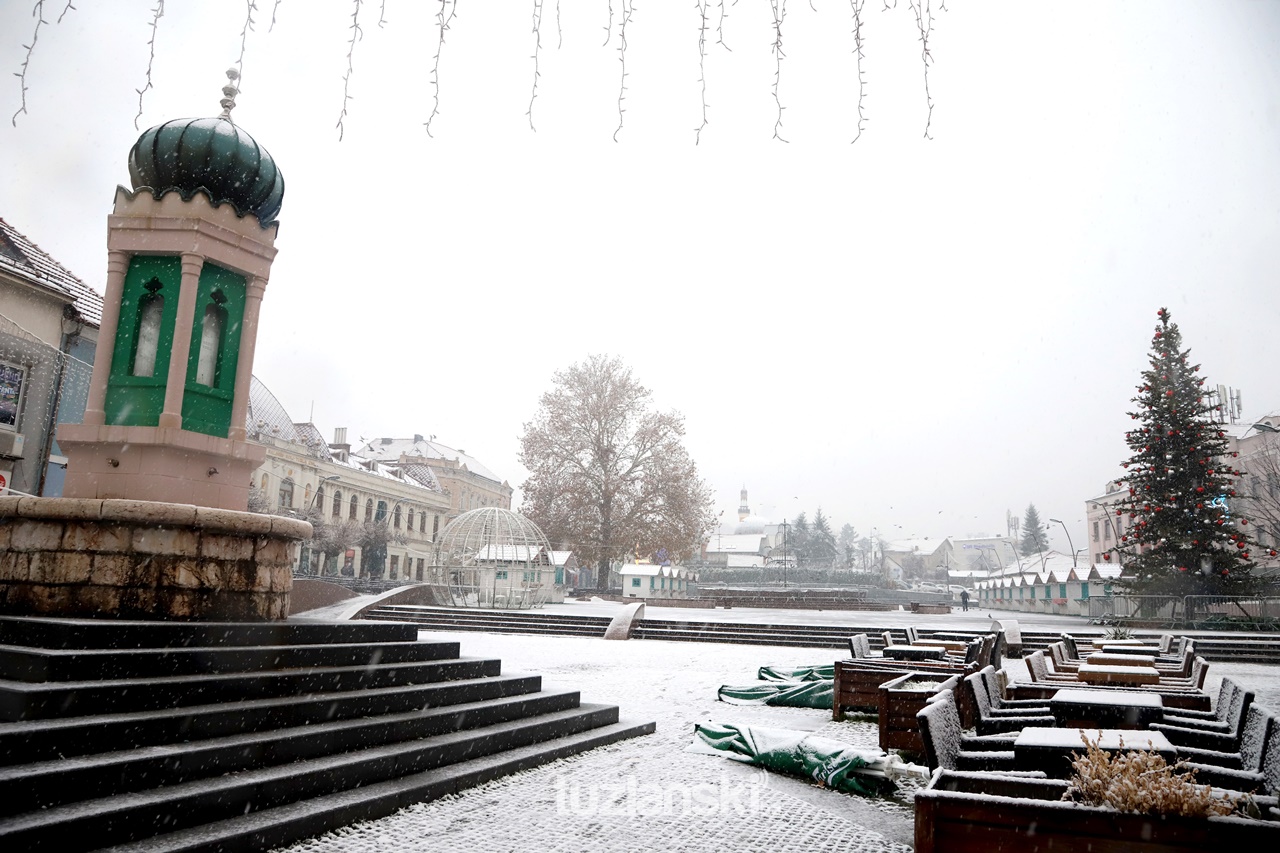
[128,117,285,226]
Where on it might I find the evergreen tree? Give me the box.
[838,523,859,569]
[810,508,839,568]
[1113,308,1259,595]
[1020,504,1049,556]
[788,512,811,568]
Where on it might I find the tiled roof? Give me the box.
[358,436,505,485]
[402,462,444,493]
[0,217,103,326]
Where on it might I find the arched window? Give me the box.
[406,508,414,530]
[132,284,164,377]
[331,490,342,518]
[365,499,374,523]
[420,512,427,533]
[278,479,294,509]
[314,486,325,514]
[260,474,269,492]
[393,505,402,529]
[376,500,388,522]
[304,484,313,509]
[349,494,358,520]
[195,299,227,386]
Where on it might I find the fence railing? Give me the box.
[1090,594,1280,628]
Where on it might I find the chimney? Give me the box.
[334,427,347,445]
[414,433,424,443]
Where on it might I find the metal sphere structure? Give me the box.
[431,507,556,609]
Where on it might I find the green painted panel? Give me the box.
[105,256,181,426]
[182,263,245,437]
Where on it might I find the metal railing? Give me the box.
[1090,594,1280,629]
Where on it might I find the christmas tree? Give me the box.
[1111,308,1261,596]
[1020,504,1049,556]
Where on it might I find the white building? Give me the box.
[247,377,452,580]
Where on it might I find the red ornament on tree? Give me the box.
[1103,553,1111,562]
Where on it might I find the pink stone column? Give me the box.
[227,275,266,442]
[159,253,204,429]
[82,251,130,425]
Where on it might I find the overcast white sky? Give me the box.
[2,1,1278,553]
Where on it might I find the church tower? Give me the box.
[738,487,750,522]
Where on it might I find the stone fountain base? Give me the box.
[0,496,310,621]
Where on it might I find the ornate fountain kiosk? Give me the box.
[1,71,307,620]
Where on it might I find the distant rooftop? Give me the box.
[0,216,103,326]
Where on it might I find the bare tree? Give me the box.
[519,355,715,590]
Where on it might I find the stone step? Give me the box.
[0,672,544,765]
[0,704,627,851]
[0,656,503,722]
[100,718,657,853]
[0,615,418,650]
[0,639,461,683]
[0,687,583,812]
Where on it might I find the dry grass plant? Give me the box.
[1064,731,1243,818]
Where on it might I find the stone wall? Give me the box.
[0,496,310,621]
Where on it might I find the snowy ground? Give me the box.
[279,617,1280,853]
[279,631,923,853]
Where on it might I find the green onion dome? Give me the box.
[128,115,284,226]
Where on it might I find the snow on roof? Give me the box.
[0,216,103,326]
[248,376,306,445]
[401,462,444,493]
[358,436,504,485]
[726,553,765,568]
[475,544,545,563]
[620,563,695,579]
[705,533,767,554]
[547,550,575,567]
[884,539,945,555]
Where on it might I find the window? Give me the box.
[375,500,388,522]
[303,484,312,509]
[331,491,342,518]
[349,495,358,520]
[393,505,402,529]
[432,515,439,541]
[364,499,373,522]
[556,568,564,585]
[0,361,26,429]
[314,486,325,514]
[1081,582,1090,600]
[389,555,399,578]
[1059,583,1067,599]
[195,300,226,386]
[1103,523,1111,541]
[278,479,294,509]
[132,289,164,377]
[496,570,508,580]
[1092,521,1099,542]
[420,512,427,533]
[416,558,424,581]
[406,508,414,530]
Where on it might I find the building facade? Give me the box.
[354,435,513,522]
[0,217,101,497]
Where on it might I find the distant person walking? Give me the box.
[960,589,970,611]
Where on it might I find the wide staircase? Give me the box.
[0,615,653,851]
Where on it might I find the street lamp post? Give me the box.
[1049,518,1076,569]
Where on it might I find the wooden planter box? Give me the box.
[915,770,1280,853]
[834,660,976,724]
[910,602,952,614]
[878,672,960,754]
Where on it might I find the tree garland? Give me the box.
[1110,308,1261,596]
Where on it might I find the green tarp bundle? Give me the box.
[717,679,834,709]
[756,664,835,682]
[689,722,928,796]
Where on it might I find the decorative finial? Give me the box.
[219,68,240,121]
